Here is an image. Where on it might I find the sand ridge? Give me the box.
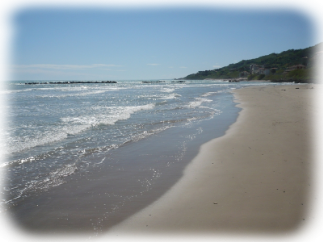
[108,84,315,234]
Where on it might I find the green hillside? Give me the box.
[181,43,322,82]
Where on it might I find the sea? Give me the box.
[0,79,286,233]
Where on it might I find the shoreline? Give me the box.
[108,84,314,234]
[5,82,241,233]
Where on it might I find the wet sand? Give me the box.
[108,84,315,234]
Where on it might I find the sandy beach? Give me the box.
[108,84,315,235]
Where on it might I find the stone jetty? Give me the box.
[25,81,117,85]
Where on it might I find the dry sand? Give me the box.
[108,84,315,235]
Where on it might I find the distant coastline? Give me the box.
[178,43,322,83]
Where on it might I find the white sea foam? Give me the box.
[36,90,111,98]
[187,97,212,108]
[62,103,155,126]
[0,88,34,94]
[6,124,89,155]
[130,126,170,143]
[7,104,155,155]
[0,156,37,168]
[201,91,221,97]
[138,94,160,99]
[40,164,78,189]
[160,93,181,99]
[161,88,175,93]
[28,85,127,98]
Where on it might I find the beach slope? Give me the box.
[109,84,314,234]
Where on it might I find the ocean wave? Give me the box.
[5,124,89,155]
[160,88,175,93]
[138,93,180,100]
[6,104,156,155]
[0,156,36,168]
[120,125,172,147]
[61,103,155,126]
[201,91,222,97]
[187,97,212,108]
[160,93,181,99]
[0,88,34,94]
[35,90,112,98]
[19,85,128,98]
[37,164,78,190]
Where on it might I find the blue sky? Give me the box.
[11,7,317,80]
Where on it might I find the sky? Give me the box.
[10,7,317,80]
